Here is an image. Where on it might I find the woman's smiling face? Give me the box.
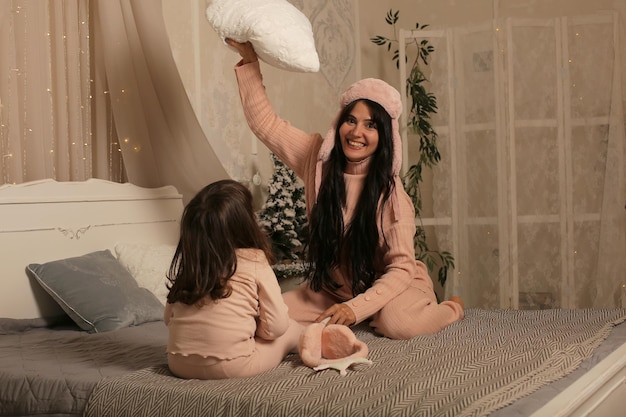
[339,101,379,163]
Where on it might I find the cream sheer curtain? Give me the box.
[402,11,626,309]
[0,0,228,202]
[93,0,228,203]
[0,0,124,183]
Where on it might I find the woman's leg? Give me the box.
[370,281,464,339]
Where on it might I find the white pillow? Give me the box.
[114,242,176,306]
[205,0,320,73]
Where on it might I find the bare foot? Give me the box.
[448,296,464,309]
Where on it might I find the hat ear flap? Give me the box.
[315,119,339,201]
[319,126,336,163]
[392,118,403,177]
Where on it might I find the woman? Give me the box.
[229,40,463,340]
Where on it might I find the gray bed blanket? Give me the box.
[0,319,167,417]
[84,309,626,417]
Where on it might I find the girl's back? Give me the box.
[166,248,289,360]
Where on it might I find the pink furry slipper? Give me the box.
[299,321,371,376]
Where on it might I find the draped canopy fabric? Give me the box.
[0,0,121,183]
[0,0,228,203]
[94,0,228,203]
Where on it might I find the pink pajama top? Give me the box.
[235,61,436,325]
[164,248,290,359]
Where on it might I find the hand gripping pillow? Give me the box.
[206,0,320,73]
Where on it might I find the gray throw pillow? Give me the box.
[27,250,164,333]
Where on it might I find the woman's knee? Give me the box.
[370,298,434,339]
[370,295,462,339]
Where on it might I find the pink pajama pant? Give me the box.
[282,279,464,340]
[167,318,303,380]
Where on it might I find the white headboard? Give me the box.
[0,179,184,319]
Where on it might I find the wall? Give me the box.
[358,0,626,117]
[355,0,626,218]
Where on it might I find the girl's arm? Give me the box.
[164,302,173,325]
[255,262,291,341]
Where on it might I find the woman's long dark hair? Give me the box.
[307,99,395,296]
[166,179,274,305]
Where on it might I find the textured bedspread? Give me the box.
[84,309,626,417]
[0,319,167,417]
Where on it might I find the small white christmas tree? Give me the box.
[258,153,307,263]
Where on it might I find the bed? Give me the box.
[1,179,625,417]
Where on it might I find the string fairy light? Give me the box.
[1,0,112,183]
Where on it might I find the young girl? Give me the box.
[228,39,464,340]
[164,179,302,379]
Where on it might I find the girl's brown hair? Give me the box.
[166,180,274,305]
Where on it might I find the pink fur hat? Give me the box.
[315,78,404,218]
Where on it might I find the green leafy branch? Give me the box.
[371,9,454,287]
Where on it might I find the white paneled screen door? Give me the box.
[399,12,625,309]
